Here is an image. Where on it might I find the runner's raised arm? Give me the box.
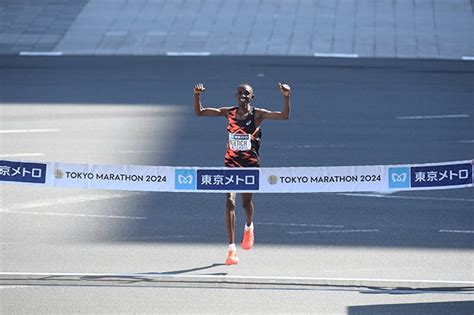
[193,83,230,117]
[255,83,291,121]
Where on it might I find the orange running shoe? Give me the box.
[241,224,254,250]
[225,249,239,265]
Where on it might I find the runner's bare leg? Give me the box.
[241,193,254,226]
[225,192,237,244]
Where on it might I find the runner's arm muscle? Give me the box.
[257,83,291,120]
[193,83,230,117]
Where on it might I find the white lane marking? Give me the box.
[166,51,211,56]
[340,193,395,198]
[19,51,63,56]
[339,193,474,202]
[11,193,140,210]
[314,52,359,58]
[462,56,474,61]
[258,222,344,228]
[288,229,379,235]
[396,114,470,120]
[0,209,147,220]
[1,193,147,219]
[439,230,474,234]
[0,153,44,158]
[457,140,474,143]
[0,129,60,134]
[4,272,471,288]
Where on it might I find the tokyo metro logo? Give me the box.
[175,169,196,190]
[388,167,410,189]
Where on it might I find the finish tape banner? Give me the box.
[0,159,472,193]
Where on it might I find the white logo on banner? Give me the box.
[178,175,193,184]
[391,173,407,182]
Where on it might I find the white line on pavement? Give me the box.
[3,272,471,289]
[339,193,474,202]
[19,51,63,56]
[258,222,344,228]
[439,230,474,234]
[0,209,147,220]
[166,52,211,56]
[288,229,379,234]
[462,56,474,61]
[0,129,60,134]
[314,53,359,58]
[1,193,147,220]
[12,193,140,210]
[396,114,470,120]
[0,153,44,158]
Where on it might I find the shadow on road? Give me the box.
[347,300,474,315]
[1,56,472,249]
[142,263,227,276]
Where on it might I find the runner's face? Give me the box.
[236,85,253,106]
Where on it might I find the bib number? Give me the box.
[229,133,251,151]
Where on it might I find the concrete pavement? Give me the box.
[0,0,473,59]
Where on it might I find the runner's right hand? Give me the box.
[194,83,206,95]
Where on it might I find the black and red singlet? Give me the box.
[224,106,262,167]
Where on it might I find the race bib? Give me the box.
[229,133,251,151]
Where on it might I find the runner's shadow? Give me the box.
[142,263,227,276]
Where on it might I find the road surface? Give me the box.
[1,56,473,313]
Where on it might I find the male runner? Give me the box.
[193,82,291,265]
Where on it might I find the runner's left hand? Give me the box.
[278,82,291,96]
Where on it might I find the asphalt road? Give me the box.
[1,56,473,313]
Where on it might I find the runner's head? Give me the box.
[236,83,254,106]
